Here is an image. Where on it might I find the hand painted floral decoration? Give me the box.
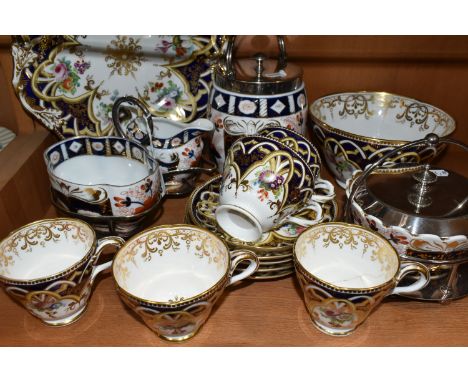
[254,169,284,202]
[52,58,90,95]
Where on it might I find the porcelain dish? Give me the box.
[0,218,124,326]
[112,224,258,341]
[216,135,318,242]
[12,35,221,139]
[310,91,456,188]
[44,136,165,218]
[294,222,429,336]
[112,95,216,195]
[345,135,468,302]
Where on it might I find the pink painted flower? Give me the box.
[54,63,69,82]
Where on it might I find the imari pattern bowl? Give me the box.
[310,91,455,188]
[44,136,165,218]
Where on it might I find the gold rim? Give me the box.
[309,90,456,146]
[0,218,97,285]
[293,222,401,293]
[44,136,159,189]
[260,126,322,167]
[112,224,233,308]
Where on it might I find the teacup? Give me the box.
[112,224,259,341]
[0,218,124,326]
[294,222,429,336]
[215,135,321,242]
[259,126,322,179]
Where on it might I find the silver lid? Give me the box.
[214,36,303,95]
[354,166,468,237]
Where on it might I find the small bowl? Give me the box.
[44,136,165,218]
[310,91,455,188]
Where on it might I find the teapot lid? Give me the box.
[355,165,468,236]
[214,36,303,95]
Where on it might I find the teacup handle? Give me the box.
[310,178,335,203]
[228,249,259,285]
[392,262,430,295]
[283,201,323,227]
[80,236,126,284]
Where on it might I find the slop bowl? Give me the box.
[44,136,165,218]
[310,91,455,188]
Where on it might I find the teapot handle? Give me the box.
[224,36,287,80]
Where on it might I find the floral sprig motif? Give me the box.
[254,169,284,202]
[52,57,90,94]
[146,80,183,111]
[155,36,194,62]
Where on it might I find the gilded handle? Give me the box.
[89,236,126,283]
[228,249,259,285]
[393,261,430,295]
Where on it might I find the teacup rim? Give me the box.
[0,218,97,285]
[44,136,160,189]
[232,134,316,181]
[112,223,231,307]
[309,90,456,146]
[259,126,322,167]
[293,221,401,293]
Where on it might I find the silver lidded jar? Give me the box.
[346,133,468,302]
[208,36,308,171]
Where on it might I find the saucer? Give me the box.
[186,175,338,249]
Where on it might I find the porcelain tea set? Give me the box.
[1,35,466,340]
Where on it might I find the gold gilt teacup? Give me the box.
[113,224,259,341]
[294,222,430,336]
[0,218,124,326]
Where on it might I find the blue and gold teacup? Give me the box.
[215,135,323,243]
[112,224,259,342]
[0,218,124,326]
[294,222,430,336]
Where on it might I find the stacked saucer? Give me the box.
[185,175,338,280]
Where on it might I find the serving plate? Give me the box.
[12,35,222,139]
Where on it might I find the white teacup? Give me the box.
[113,224,259,341]
[216,135,322,243]
[0,218,124,326]
[294,222,430,336]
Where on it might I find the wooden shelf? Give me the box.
[0,161,467,346]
